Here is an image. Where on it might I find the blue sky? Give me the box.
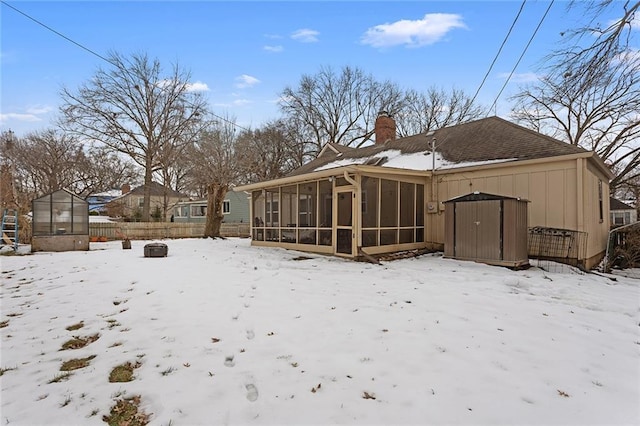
[0,1,623,137]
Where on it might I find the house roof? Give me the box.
[108,182,189,202]
[610,197,635,211]
[288,116,591,177]
[235,116,613,192]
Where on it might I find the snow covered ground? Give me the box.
[1,238,639,425]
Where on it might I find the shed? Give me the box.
[444,192,529,268]
[31,189,89,252]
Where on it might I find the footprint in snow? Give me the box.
[224,355,235,367]
[246,384,259,402]
[246,330,255,340]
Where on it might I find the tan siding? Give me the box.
[529,171,547,225]
[546,170,565,227]
[564,169,578,229]
[515,173,529,199]
[499,176,514,196]
[485,176,499,194]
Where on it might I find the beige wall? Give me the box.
[425,157,610,267]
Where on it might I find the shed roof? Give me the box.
[444,192,529,203]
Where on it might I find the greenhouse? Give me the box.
[31,188,89,252]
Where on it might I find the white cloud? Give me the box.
[25,105,54,115]
[497,72,540,83]
[235,74,261,89]
[232,99,252,106]
[361,13,466,48]
[0,113,41,123]
[613,48,640,66]
[264,45,284,53]
[607,16,640,30]
[291,29,320,43]
[186,81,210,92]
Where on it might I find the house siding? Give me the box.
[427,157,607,268]
[224,191,250,223]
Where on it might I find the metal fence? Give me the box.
[527,226,588,268]
[89,222,250,240]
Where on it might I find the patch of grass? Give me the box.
[0,366,17,376]
[60,355,96,371]
[6,312,23,317]
[109,361,141,383]
[61,333,100,350]
[160,366,175,376]
[60,394,72,407]
[103,395,150,426]
[87,408,99,418]
[48,372,72,383]
[109,342,123,348]
[106,319,121,329]
[0,320,9,328]
[65,321,84,331]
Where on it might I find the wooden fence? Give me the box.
[89,222,250,240]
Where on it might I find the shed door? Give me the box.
[455,200,501,260]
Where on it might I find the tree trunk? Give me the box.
[142,161,153,222]
[204,182,229,238]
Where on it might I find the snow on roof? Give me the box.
[314,148,516,172]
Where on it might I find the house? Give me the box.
[173,190,250,223]
[610,197,637,227]
[234,114,613,269]
[106,182,190,221]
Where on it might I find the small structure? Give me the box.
[32,189,89,252]
[444,192,529,268]
[610,197,637,227]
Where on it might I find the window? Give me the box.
[138,197,144,207]
[191,205,206,217]
[598,180,603,223]
[223,200,230,214]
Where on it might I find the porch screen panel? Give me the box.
[361,177,378,228]
[319,180,332,228]
[400,182,414,227]
[265,188,279,241]
[281,185,297,228]
[252,190,265,241]
[380,179,398,227]
[298,183,317,227]
[416,184,424,226]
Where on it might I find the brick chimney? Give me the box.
[121,184,131,194]
[375,110,396,144]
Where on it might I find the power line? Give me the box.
[469,0,527,107]
[488,0,555,114]
[0,0,249,132]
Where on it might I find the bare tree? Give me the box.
[395,87,489,137]
[235,119,304,184]
[186,117,246,238]
[60,51,208,221]
[2,128,135,199]
[279,65,405,154]
[511,1,640,190]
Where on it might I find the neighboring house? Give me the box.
[173,191,250,223]
[610,197,637,227]
[106,182,190,221]
[235,114,613,269]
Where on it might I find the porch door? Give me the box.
[335,189,354,256]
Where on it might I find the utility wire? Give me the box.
[0,0,249,132]
[469,0,527,107]
[488,0,554,114]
